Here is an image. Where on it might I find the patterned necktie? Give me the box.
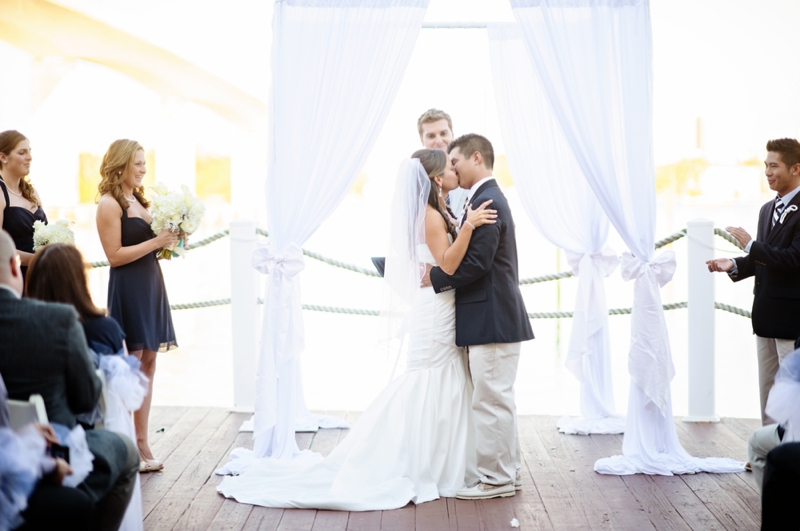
[460,194,470,225]
[773,195,785,228]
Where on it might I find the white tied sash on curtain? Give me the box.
[245,0,429,461]
[510,0,742,474]
[487,23,623,435]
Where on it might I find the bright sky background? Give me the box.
[3,0,799,170]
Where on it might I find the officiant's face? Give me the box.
[420,119,453,150]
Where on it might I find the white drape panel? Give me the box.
[510,0,742,474]
[252,0,429,459]
[487,23,623,435]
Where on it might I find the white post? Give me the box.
[230,220,259,412]
[684,219,719,422]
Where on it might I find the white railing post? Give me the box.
[230,220,258,412]
[684,219,719,422]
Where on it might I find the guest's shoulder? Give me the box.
[84,314,123,336]
[22,298,80,325]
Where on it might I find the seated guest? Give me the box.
[26,243,125,356]
[0,230,138,531]
[762,442,800,530]
[748,343,800,494]
[0,372,94,531]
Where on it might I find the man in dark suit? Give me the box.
[428,134,534,500]
[707,138,800,425]
[0,230,138,531]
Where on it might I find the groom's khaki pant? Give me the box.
[468,342,522,486]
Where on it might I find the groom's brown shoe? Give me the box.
[456,482,515,500]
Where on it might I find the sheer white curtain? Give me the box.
[510,0,742,474]
[252,0,429,460]
[487,23,623,435]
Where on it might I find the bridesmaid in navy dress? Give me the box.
[96,139,179,472]
[0,130,47,283]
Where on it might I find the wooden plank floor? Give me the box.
[140,407,761,530]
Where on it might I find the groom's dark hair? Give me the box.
[447,134,494,170]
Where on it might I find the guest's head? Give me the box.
[0,230,23,296]
[417,109,453,150]
[0,130,38,206]
[765,138,800,196]
[26,243,104,320]
[412,148,457,239]
[447,134,494,190]
[98,139,150,210]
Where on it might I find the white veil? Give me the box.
[380,158,431,378]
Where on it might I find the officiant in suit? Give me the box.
[707,138,800,425]
[0,230,138,531]
[429,134,534,500]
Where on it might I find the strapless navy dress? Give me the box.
[107,209,177,352]
[0,178,47,282]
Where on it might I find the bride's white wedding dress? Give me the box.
[216,245,478,511]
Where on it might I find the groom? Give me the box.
[429,134,534,499]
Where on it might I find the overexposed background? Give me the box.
[2,0,798,420]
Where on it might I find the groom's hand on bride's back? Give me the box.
[420,263,433,287]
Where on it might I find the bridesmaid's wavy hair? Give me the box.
[97,139,150,210]
[411,149,457,240]
[0,130,39,207]
[26,243,105,320]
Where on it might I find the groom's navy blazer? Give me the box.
[430,179,534,347]
[732,191,800,340]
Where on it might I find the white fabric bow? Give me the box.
[620,250,677,413]
[252,242,305,277]
[620,250,676,287]
[566,247,619,278]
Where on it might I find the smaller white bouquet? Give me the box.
[32,219,75,251]
[149,183,205,260]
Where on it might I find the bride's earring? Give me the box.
[438,185,443,198]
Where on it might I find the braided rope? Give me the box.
[654,229,687,249]
[185,230,230,250]
[713,228,745,250]
[519,271,574,285]
[172,298,755,322]
[170,298,231,310]
[89,229,232,268]
[714,302,751,318]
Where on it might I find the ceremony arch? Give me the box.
[240,0,738,476]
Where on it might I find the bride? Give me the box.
[217,149,496,511]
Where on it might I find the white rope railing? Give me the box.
[168,297,752,320]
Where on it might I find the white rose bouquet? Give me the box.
[32,219,75,251]
[149,183,205,260]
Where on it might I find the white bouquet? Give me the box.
[32,219,75,251]
[149,183,205,260]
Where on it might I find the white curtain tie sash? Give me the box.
[620,250,677,413]
[620,250,676,287]
[564,247,618,378]
[252,243,305,277]
[566,247,619,278]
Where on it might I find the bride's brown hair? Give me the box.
[97,139,151,210]
[411,148,457,240]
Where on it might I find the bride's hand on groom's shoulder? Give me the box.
[465,200,497,230]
